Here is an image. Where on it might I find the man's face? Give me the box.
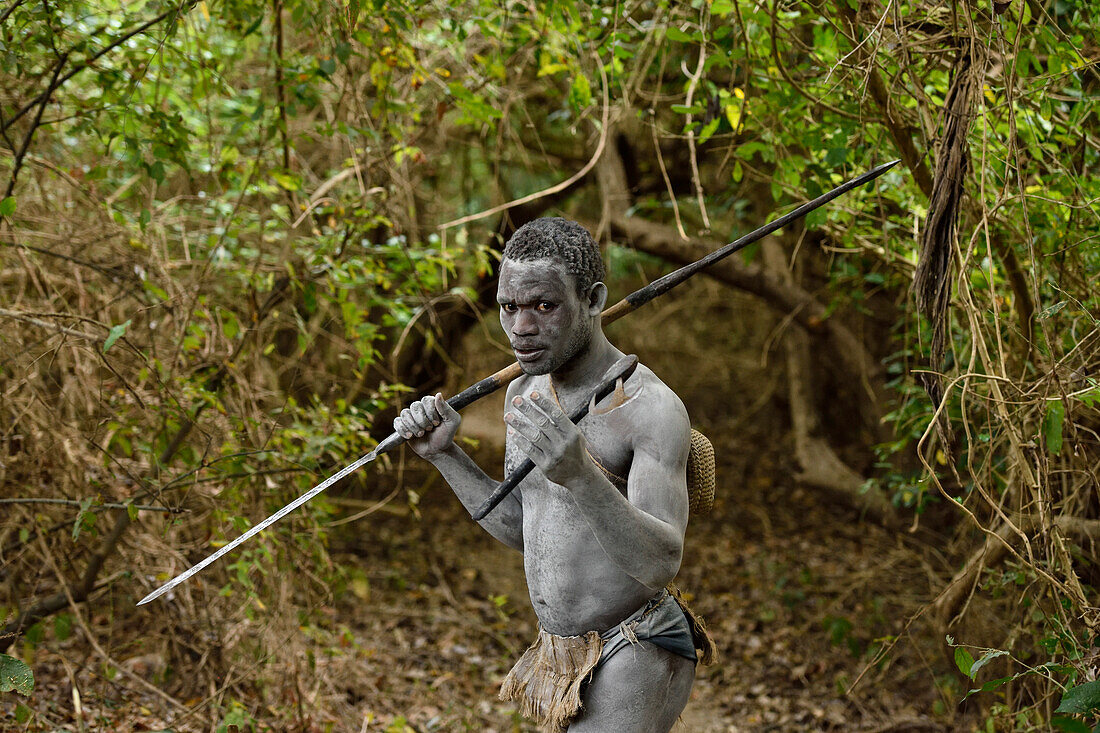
[497,257,593,376]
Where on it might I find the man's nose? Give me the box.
[512,309,538,335]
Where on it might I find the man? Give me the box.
[393,217,708,732]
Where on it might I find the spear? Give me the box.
[137,159,899,606]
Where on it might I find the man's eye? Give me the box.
[537,302,556,312]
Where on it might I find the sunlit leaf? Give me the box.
[724,103,741,131]
[0,654,34,695]
[569,74,592,111]
[103,319,131,353]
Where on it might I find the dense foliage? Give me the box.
[2,0,1098,729]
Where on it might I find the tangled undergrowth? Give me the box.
[3,0,1100,730]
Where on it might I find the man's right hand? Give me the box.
[393,393,461,459]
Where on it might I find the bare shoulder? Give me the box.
[619,365,690,451]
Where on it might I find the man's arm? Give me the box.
[505,386,689,588]
[395,394,523,551]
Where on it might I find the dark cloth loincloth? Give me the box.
[599,587,697,664]
[499,589,714,732]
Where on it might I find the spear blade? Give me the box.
[137,445,383,605]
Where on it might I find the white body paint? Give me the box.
[395,255,695,731]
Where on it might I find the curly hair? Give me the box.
[501,218,605,295]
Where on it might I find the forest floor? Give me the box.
[1,283,984,732]
[1,414,981,733]
[309,437,975,733]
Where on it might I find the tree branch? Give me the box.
[1,1,201,136]
[593,121,886,432]
[4,51,68,199]
[934,514,1100,630]
[835,2,934,198]
[0,0,30,27]
[0,260,306,651]
[836,6,1037,372]
[762,239,896,526]
[0,509,130,653]
[0,498,182,512]
[437,53,611,230]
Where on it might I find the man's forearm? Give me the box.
[428,444,524,551]
[566,468,683,589]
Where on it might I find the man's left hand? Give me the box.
[505,391,595,488]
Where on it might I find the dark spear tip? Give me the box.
[868,159,901,178]
[619,159,903,312]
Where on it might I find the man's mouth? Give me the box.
[512,345,546,362]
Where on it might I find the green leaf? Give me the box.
[1038,301,1067,319]
[825,147,848,166]
[537,62,569,77]
[221,309,240,340]
[954,646,975,677]
[670,104,702,115]
[1057,680,1100,714]
[737,141,770,160]
[1045,399,1065,455]
[665,26,694,43]
[1051,715,1091,733]
[24,622,44,647]
[698,117,720,144]
[271,171,301,191]
[969,649,1009,678]
[54,613,72,642]
[0,196,15,217]
[964,675,1014,700]
[569,74,592,111]
[0,653,34,695]
[103,319,131,353]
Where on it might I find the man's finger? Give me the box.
[437,393,460,422]
[514,400,553,429]
[505,409,544,444]
[513,395,560,433]
[409,402,431,433]
[528,391,567,427]
[423,394,443,425]
[507,426,545,460]
[393,415,415,440]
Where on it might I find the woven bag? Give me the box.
[686,429,715,515]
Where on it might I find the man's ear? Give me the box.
[588,282,608,315]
